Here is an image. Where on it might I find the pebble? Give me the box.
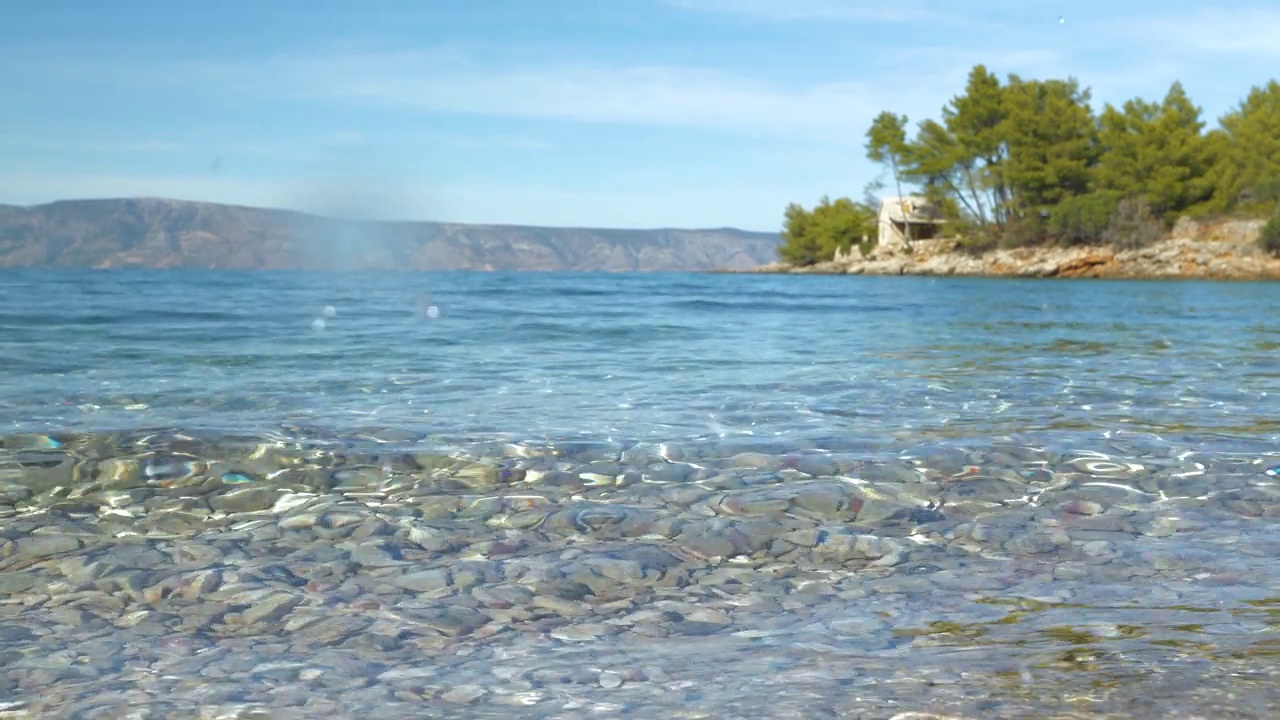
[241,594,302,626]
[13,534,81,559]
[348,542,405,567]
[211,487,280,513]
[441,684,487,704]
[598,671,625,689]
[0,625,36,642]
[683,607,731,625]
[376,667,435,683]
[393,569,451,592]
[0,573,37,594]
[1082,540,1112,557]
[550,623,614,641]
[0,433,1275,718]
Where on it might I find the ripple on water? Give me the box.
[2,273,1279,716]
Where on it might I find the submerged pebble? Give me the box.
[0,426,1275,718]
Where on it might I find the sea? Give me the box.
[1,269,1278,719]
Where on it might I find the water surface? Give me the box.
[1,270,1278,718]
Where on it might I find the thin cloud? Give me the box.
[156,49,899,144]
[19,40,1105,150]
[12,4,1269,230]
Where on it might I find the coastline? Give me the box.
[728,217,1280,280]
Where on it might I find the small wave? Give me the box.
[670,299,902,314]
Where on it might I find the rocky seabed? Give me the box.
[1,431,1279,718]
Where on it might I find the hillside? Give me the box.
[0,198,782,272]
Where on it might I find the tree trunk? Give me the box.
[890,158,913,248]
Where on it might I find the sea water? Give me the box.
[0,269,1277,718]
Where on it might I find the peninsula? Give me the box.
[741,216,1280,280]
[758,66,1280,281]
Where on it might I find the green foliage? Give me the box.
[866,112,914,241]
[866,112,910,171]
[1049,194,1162,249]
[1251,177,1280,208]
[1094,82,1214,216]
[1261,210,1280,256]
[954,230,997,254]
[900,66,1011,229]
[939,65,1010,226]
[1105,197,1164,250]
[999,213,1047,249]
[999,76,1098,215]
[1051,192,1122,245]
[778,203,817,265]
[904,119,972,224]
[833,66,1280,255]
[778,197,877,265]
[1211,80,1280,213]
[945,66,1007,166]
[897,69,1100,233]
[953,226,1000,254]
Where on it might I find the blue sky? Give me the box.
[2,0,1278,231]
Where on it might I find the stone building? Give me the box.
[877,196,944,252]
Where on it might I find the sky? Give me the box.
[2,1,1278,231]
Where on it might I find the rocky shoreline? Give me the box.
[738,217,1280,280]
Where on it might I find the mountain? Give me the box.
[0,198,783,271]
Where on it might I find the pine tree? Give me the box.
[1094,82,1213,216]
[866,112,914,245]
[999,75,1097,216]
[1211,80,1280,212]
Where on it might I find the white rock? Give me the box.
[442,684,487,704]
[271,492,316,514]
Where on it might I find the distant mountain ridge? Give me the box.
[0,198,782,271]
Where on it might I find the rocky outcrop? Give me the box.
[0,198,783,272]
[742,218,1280,280]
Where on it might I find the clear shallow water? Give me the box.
[2,270,1275,445]
[1,269,1279,719]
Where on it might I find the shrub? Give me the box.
[999,213,1047,248]
[778,196,878,265]
[1051,192,1120,246]
[1261,211,1280,256]
[1239,178,1280,216]
[955,236,997,254]
[1104,196,1164,250]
